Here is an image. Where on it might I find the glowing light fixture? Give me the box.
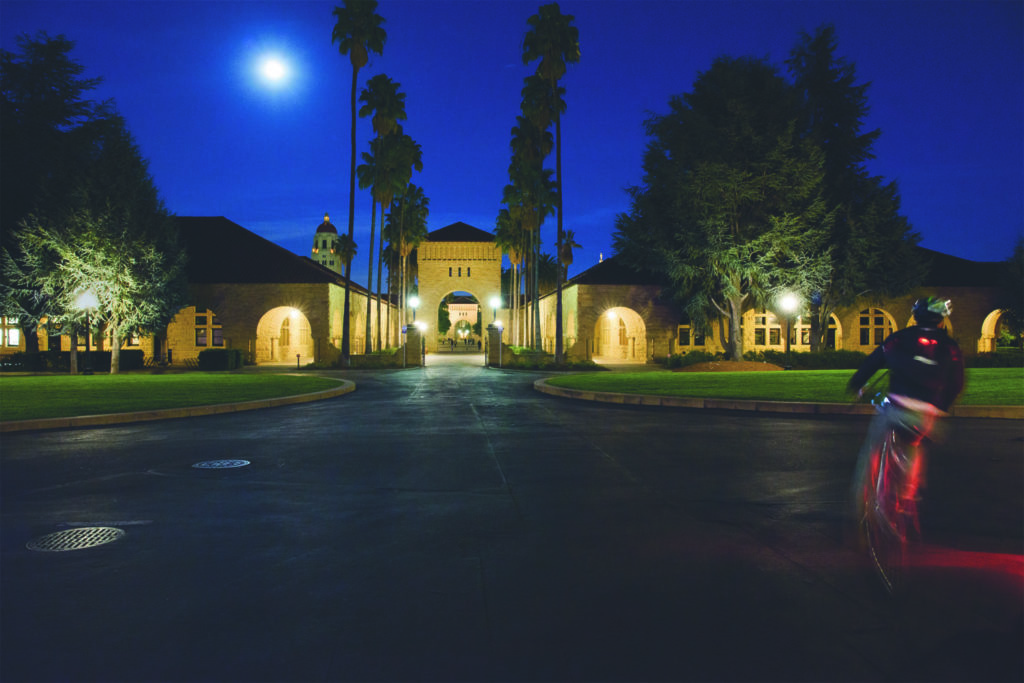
[260,56,288,82]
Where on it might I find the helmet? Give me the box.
[913,297,952,324]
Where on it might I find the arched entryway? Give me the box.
[429,291,484,353]
[255,306,314,364]
[979,309,1016,352]
[594,306,647,363]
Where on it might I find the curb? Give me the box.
[533,378,1024,419]
[1,378,355,433]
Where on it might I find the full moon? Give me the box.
[260,57,287,82]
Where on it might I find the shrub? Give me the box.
[969,351,1024,368]
[743,349,868,369]
[197,348,244,370]
[666,350,722,369]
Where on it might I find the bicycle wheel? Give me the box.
[864,431,907,595]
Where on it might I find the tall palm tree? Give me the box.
[503,154,555,348]
[495,208,526,345]
[558,228,581,276]
[359,74,406,351]
[332,0,385,365]
[385,183,428,336]
[523,2,579,362]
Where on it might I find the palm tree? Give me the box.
[359,74,406,351]
[558,228,581,276]
[495,208,527,345]
[385,183,428,336]
[334,232,357,350]
[523,2,579,362]
[503,155,555,349]
[332,0,385,365]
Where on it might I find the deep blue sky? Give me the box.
[2,0,1021,286]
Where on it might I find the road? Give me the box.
[2,354,1021,682]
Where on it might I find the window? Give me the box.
[458,267,462,277]
[618,318,627,345]
[280,318,291,346]
[449,267,452,277]
[467,267,471,277]
[859,308,893,346]
[677,324,706,347]
[1,317,20,347]
[751,310,781,347]
[194,309,222,348]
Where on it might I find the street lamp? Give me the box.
[779,293,800,358]
[409,295,420,322]
[489,296,501,323]
[74,289,99,375]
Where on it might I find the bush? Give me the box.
[743,349,868,369]
[197,348,245,370]
[666,350,723,369]
[969,351,1024,368]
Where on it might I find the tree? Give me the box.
[557,229,581,275]
[358,73,406,351]
[1,32,106,351]
[787,25,922,350]
[495,207,527,345]
[8,205,186,373]
[522,3,579,363]
[614,56,831,360]
[384,183,428,338]
[332,0,385,365]
[1000,237,1024,351]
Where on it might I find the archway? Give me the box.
[432,291,483,353]
[255,306,314,364]
[979,309,1014,353]
[594,306,647,363]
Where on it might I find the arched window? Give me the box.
[859,308,894,346]
[280,317,291,347]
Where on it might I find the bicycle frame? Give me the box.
[861,398,920,595]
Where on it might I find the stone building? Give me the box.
[536,247,1012,363]
[0,215,1013,366]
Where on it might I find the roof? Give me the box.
[315,213,338,235]
[175,216,361,289]
[917,247,1005,288]
[565,255,666,287]
[426,222,495,243]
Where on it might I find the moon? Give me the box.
[259,56,288,83]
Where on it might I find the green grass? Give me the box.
[0,373,344,421]
[546,368,1024,406]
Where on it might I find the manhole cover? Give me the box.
[192,459,250,469]
[27,526,126,552]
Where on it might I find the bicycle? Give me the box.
[859,395,923,596]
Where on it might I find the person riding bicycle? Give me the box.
[848,296,965,521]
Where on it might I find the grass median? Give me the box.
[545,368,1024,406]
[0,373,345,422]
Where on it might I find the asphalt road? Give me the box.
[2,355,1022,683]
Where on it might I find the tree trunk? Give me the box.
[342,62,359,367]
[728,297,744,361]
[110,329,121,374]
[554,109,564,363]
[364,198,377,353]
[375,203,385,351]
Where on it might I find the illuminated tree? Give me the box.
[332,0,386,365]
[614,56,831,360]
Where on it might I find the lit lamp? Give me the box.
[74,289,99,375]
[779,293,800,358]
[489,296,501,324]
[409,295,420,322]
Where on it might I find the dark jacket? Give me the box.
[848,325,964,411]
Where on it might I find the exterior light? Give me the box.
[74,289,99,375]
[409,296,420,309]
[494,319,503,329]
[607,310,617,320]
[780,293,799,314]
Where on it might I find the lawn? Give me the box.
[545,368,1024,406]
[0,373,344,422]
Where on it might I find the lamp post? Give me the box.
[74,289,99,375]
[489,296,500,324]
[408,295,419,323]
[779,293,799,361]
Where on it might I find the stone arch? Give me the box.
[978,309,1009,353]
[424,289,484,352]
[594,306,647,363]
[255,306,313,364]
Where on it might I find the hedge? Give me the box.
[197,348,245,370]
[0,349,145,372]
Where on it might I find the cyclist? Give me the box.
[847,296,965,522]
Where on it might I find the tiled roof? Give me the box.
[175,216,361,289]
[426,222,495,243]
[917,247,1005,288]
[565,255,665,287]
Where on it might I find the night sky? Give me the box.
[2,0,1021,287]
